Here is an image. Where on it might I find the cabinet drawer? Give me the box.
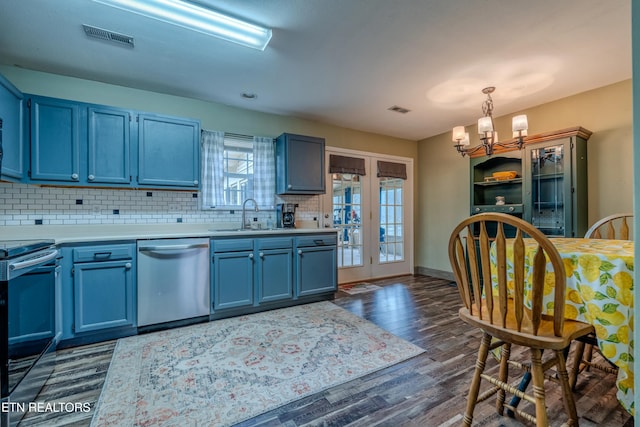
[296,234,337,247]
[257,237,293,250]
[472,204,523,214]
[212,238,254,253]
[73,244,134,262]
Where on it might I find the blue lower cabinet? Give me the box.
[73,258,135,334]
[257,246,293,303]
[295,237,338,297]
[212,250,254,310]
[212,238,295,313]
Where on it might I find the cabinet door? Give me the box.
[212,251,254,310]
[88,106,131,185]
[0,75,24,181]
[29,96,82,182]
[295,246,337,297]
[137,113,200,188]
[258,248,293,303]
[276,133,325,194]
[524,139,575,236]
[73,259,135,333]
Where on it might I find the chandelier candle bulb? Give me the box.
[512,115,529,132]
[453,126,466,141]
[478,116,493,134]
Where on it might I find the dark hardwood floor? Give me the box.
[19,275,633,426]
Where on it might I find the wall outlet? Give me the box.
[92,205,101,215]
[168,204,180,213]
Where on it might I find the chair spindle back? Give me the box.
[449,213,567,337]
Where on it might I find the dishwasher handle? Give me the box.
[139,243,209,251]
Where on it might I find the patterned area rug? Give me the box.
[91,301,424,426]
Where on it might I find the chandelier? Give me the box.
[452,87,528,157]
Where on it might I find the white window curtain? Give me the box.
[201,130,225,208]
[253,136,275,208]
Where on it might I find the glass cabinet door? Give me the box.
[527,143,570,236]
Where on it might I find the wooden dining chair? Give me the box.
[584,212,633,240]
[570,213,633,389]
[448,213,595,426]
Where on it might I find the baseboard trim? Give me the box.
[414,266,454,281]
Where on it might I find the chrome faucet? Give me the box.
[241,198,259,229]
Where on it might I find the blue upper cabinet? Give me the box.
[276,133,326,194]
[0,75,24,181]
[88,106,132,185]
[137,113,200,189]
[29,96,82,183]
[22,91,200,189]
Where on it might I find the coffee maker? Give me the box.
[276,203,297,228]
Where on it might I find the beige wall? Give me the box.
[417,79,633,274]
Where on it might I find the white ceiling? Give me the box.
[0,0,631,141]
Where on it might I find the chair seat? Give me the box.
[459,302,594,350]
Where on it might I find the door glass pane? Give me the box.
[530,145,564,236]
[332,173,363,267]
[379,178,404,263]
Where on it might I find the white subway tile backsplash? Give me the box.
[0,183,321,227]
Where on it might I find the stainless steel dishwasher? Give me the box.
[137,238,210,326]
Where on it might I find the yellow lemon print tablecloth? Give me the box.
[490,237,634,415]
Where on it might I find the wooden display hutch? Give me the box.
[469,127,591,237]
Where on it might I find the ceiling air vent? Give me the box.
[388,105,411,114]
[83,24,134,48]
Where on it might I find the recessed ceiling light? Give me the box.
[241,93,257,100]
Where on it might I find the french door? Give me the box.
[321,148,413,284]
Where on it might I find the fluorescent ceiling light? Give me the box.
[93,0,272,50]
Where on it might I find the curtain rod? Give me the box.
[201,130,275,142]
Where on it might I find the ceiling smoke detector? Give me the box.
[82,24,134,48]
[388,105,411,114]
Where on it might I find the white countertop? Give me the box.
[0,224,338,244]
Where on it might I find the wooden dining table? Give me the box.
[489,237,634,416]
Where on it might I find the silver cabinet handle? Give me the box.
[88,174,95,181]
[125,262,132,269]
[248,253,254,259]
[193,180,199,185]
[508,206,515,212]
[288,184,292,189]
[259,252,264,258]
[71,173,79,180]
[297,249,303,255]
[93,251,112,259]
